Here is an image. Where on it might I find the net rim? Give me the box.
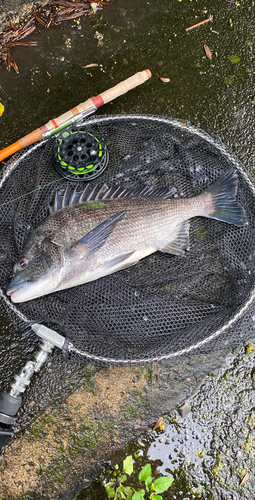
[1,114,255,364]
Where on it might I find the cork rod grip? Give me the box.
[97,69,151,106]
[77,69,152,113]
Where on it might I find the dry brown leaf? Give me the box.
[159,77,170,82]
[84,63,98,68]
[153,417,164,430]
[240,472,251,486]
[10,58,19,73]
[204,43,212,59]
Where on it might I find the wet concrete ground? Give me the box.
[0,0,255,498]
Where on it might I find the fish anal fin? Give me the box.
[71,210,126,259]
[160,220,190,255]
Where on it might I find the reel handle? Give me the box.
[0,69,151,162]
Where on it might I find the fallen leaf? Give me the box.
[159,421,166,431]
[225,76,233,85]
[0,103,4,116]
[153,417,164,430]
[240,472,250,486]
[90,2,99,13]
[62,441,68,450]
[137,440,145,447]
[84,63,98,68]
[229,54,240,63]
[123,58,128,65]
[204,43,212,59]
[94,30,103,40]
[10,58,19,73]
[159,76,170,82]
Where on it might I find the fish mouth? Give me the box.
[7,281,29,302]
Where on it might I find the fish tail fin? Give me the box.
[204,168,247,226]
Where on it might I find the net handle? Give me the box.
[0,69,151,162]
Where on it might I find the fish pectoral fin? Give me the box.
[159,220,190,255]
[71,210,126,259]
[103,251,137,270]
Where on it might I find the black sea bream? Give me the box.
[7,168,247,303]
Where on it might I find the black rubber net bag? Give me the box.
[1,115,255,364]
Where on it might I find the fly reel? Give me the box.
[53,125,109,181]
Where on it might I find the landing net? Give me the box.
[1,115,255,363]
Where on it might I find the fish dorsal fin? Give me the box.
[159,221,190,255]
[50,184,176,212]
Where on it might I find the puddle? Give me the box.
[148,414,213,474]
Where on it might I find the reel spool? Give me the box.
[53,125,109,181]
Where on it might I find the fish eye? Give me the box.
[17,257,29,269]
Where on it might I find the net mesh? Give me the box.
[1,115,255,363]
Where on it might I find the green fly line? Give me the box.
[0,174,74,210]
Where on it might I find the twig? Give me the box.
[186,15,213,32]
[9,41,38,46]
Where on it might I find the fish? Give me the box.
[7,168,247,303]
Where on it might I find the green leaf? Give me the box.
[123,455,133,475]
[153,476,174,493]
[149,494,163,500]
[119,485,134,498]
[131,490,145,500]
[105,483,116,498]
[138,464,152,482]
[229,54,240,64]
[145,475,152,492]
[119,474,127,482]
[224,76,233,85]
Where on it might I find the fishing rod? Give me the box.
[0,69,151,162]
